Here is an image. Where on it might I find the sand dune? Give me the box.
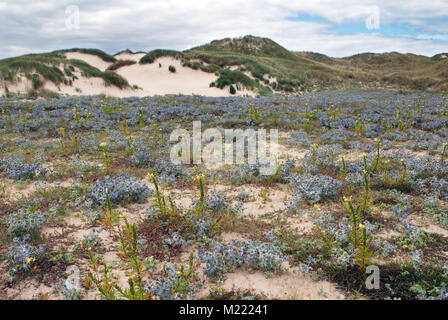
[64,52,112,71]
[114,52,146,62]
[0,53,255,97]
[116,56,253,97]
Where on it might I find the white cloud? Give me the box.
[0,0,447,58]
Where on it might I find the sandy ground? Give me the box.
[0,54,256,97]
[64,52,112,71]
[115,56,254,97]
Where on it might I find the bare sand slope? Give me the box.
[64,52,112,71]
[116,57,254,97]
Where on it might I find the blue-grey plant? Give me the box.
[4,206,47,238]
[85,173,151,207]
[6,234,46,279]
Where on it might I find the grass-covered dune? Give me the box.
[1,35,448,97]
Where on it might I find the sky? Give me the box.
[0,0,447,59]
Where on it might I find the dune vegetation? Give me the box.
[1,36,448,98]
[0,91,447,300]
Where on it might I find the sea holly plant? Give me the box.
[147,253,195,300]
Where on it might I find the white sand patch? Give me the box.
[277,143,308,162]
[3,278,56,300]
[227,184,288,217]
[116,57,254,97]
[420,223,448,237]
[0,75,32,94]
[1,56,256,98]
[64,52,112,71]
[224,266,345,300]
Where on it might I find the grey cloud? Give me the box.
[0,0,447,59]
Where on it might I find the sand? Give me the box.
[115,56,254,97]
[64,52,112,71]
[0,54,256,97]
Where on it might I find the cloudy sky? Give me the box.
[0,0,447,59]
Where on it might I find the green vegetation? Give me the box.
[0,50,129,90]
[56,48,117,62]
[168,65,176,73]
[140,49,184,64]
[106,60,136,71]
[1,35,448,96]
[213,69,255,89]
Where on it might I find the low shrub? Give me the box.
[85,173,151,207]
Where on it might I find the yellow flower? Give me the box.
[88,247,92,251]
[313,204,321,210]
[99,142,107,147]
[359,224,366,229]
[221,286,226,291]
[25,257,35,264]
[402,245,408,249]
